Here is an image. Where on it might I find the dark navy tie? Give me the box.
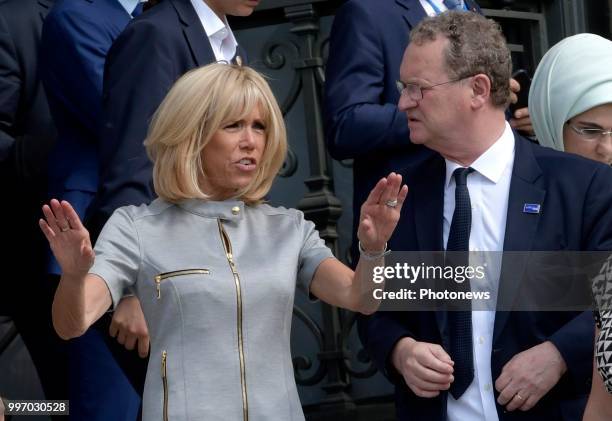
[443,0,464,10]
[131,2,143,17]
[447,167,474,399]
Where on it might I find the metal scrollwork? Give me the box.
[315,35,330,85]
[262,40,303,116]
[292,305,328,386]
[339,311,378,379]
[319,35,330,65]
[278,146,298,177]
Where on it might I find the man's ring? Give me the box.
[385,199,398,208]
[515,393,524,401]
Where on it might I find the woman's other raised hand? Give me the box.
[39,199,94,278]
[357,172,408,253]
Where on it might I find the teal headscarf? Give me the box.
[529,33,612,151]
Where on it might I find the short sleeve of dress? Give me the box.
[295,210,334,296]
[89,207,141,309]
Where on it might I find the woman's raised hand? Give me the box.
[39,199,94,278]
[357,172,408,252]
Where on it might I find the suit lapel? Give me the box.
[37,0,53,21]
[171,0,216,66]
[105,0,134,25]
[413,156,445,252]
[395,0,427,29]
[411,155,447,336]
[493,135,545,343]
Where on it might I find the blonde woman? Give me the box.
[39,64,407,420]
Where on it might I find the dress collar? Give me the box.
[177,198,245,221]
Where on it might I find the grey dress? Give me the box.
[90,198,334,421]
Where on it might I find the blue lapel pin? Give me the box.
[523,203,541,214]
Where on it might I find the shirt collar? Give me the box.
[419,0,465,16]
[190,0,237,45]
[177,198,245,221]
[117,0,147,16]
[445,122,515,187]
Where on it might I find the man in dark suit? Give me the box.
[0,0,68,407]
[40,1,149,419]
[359,11,612,421]
[324,0,481,263]
[86,0,255,240]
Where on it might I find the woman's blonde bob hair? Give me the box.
[144,63,287,205]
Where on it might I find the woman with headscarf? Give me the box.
[529,33,612,165]
[529,33,612,420]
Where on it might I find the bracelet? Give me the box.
[358,240,391,261]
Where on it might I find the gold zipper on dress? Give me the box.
[161,350,168,421]
[154,269,211,299]
[217,219,248,421]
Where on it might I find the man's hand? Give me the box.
[509,78,534,136]
[495,341,567,412]
[510,107,533,135]
[391,337,454,397]
[109,296,149,358]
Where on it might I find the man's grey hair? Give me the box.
[410,11,512,107]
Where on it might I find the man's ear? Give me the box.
[470,74,492,108]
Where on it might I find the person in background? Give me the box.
[527,33,612,421]
[39,0,150,418]
[41,63,407,420]
[324,0,531,264]
[529,33,612,166]
[359,12,611,421]
[0,0,67,410]
[86,0,256,243]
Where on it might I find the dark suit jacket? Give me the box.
[0,0,56,179]
[86,0,247,239]
[323,0,480,259]
[0,3,71,403]
[0,0,55,294]
[40,0,131,225]
[359,134,612,420]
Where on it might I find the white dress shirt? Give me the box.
[190,0,238,62]
[117,0,147,17]
[444,122,515,421]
